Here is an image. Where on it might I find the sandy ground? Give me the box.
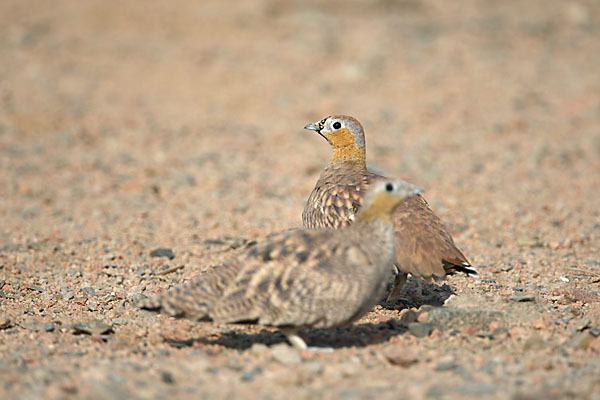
[1,0,599,399]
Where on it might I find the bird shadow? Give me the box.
[380,278,456,311]
[164,319,408,350]
[161,279,455,350]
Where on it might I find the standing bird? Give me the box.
[302,115,477,303]
[139,179,422,349]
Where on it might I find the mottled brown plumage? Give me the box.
[303,115,477,303]
[139,180,422,349]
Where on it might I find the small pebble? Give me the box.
[72,318,113,335]
[574,318,591,332]
[435,355,457,371]
[271,343,301,365]
[88,301,98,311]
[60,288,75,300]
[523,333,546,351]
[249,343,269,355]
[240,367,262,382]
[0,315,14,330]
[456,384,499,394]
[338,362,359,377]
[296,361,325,384]
[408,322,434,338]
[383,346,419,367]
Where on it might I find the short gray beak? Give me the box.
[304,122,319,131]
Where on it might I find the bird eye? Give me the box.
[385,183,394,192]
[332,121,342,130]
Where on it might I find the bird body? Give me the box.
[302,115,477,303]
[140,179,422,349]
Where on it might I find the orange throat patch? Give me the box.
[328,128,366,164]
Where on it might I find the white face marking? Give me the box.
[325,118,343,133]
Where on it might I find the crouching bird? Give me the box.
[138,179,422,349]
[302,115,477,304]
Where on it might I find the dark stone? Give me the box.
[202,239,226,245]
[511,294,536,302]
[240,367,262,382]
[150,248,175,259]
[26,286,44,293]
[474,332,494,339]
[161,371,175,384]
[26,241,42,250]
[166,338,194,348]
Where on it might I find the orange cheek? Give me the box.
[329,129,355,148]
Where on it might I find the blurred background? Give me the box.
[1,2,600,397]
[1,0,598,263]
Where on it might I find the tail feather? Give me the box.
[443,260,479,277]
[137,262,239,320]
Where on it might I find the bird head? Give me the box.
[304,115,367,164]
[357,179,423,223]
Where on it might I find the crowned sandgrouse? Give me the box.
[139,179,422,349]
[303,115,477,303]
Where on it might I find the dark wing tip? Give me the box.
[447,262,479,277]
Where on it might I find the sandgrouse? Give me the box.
[139,179,422,349]
[302,115,477,303]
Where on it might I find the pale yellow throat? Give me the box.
[328,128,366,164]
[356,192,403,223]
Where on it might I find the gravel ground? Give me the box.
[1,0,599,399]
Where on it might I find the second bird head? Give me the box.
[357,179,423,223]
